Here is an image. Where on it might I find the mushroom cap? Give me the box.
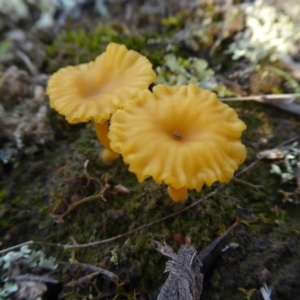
[109,83,247,191]
[46,43,156,124]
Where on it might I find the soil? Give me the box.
[0,1,300,300]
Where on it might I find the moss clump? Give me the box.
[46,22,168,73]
[0,189,7,202]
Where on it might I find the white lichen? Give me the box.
[0,67,54,163]
[226,0,300,62]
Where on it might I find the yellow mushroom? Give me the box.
[109,83,247,201]
[46,42,156,161]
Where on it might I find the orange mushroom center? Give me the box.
[82,78,119,98]
[173,130,182,140]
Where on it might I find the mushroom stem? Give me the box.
[94,121,119,162]
[167,186,188,202]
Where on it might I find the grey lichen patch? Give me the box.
[226,0,300,63]
[0,66,53,163]
[0,246,57,299]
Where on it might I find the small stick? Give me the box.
[67,262,118,282]
[57,188,108,222]
[232,178,264,190]
[219,93,300,102]
[65,271,99,287]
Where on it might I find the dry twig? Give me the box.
[220,93,300,101]
[220,93,300,115]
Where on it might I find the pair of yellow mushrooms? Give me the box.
[47,43,247,201]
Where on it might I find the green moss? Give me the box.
[0,189,7,202]
[11,195,22,205]
[46,22,167,73]
[1,12,299,297]
[2,97,298,297]
[0,218,10,229]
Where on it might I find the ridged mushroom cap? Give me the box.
[47,43,156,124]
[109,83,247,191]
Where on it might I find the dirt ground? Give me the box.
[0,1,300,299]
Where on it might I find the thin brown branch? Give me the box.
[235,159,260,177]
[53,160,109,222]
[65,271,99,287]
[0,241,35,254]
[232,178,263,190]
[57,189,108,222]
[220,94,300,115]
[68,262,118,282]
[219,93,300,101]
